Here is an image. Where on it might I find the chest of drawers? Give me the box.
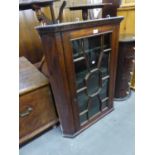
[19,57,58,144]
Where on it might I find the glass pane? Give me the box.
[99,79,109,99]
[88,97,100,118]
[84,36,101,52]
[84,36,101,70]
[77,91,88,112]
[72,40,83,59]
[103,33,111,49]
[80,113,87,124]
[100,52,110,76]
[74,60,88,89]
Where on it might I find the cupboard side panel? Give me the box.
[39,32,76,134]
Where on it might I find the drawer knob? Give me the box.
[20,107,33,118]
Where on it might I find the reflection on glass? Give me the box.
[88,96,100,118]
[77,91,88,112]
[79,113,87,124]
[99,79,109,99]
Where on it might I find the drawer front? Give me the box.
[19,86,57,140]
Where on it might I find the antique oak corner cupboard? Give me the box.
[36,17,123,137]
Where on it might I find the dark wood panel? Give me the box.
[102,0,121,17]
[115,34,135,99]
[19,0,59,10]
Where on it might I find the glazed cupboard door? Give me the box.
[72,33,111,126]
[62,27,118,130]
